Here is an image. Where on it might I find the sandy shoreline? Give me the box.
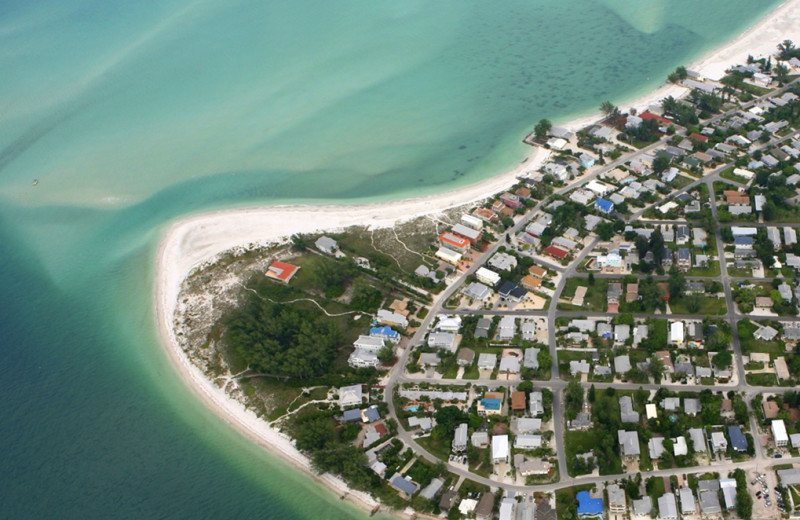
[154,3,800,516]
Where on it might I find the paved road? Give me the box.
[381,79,800,496]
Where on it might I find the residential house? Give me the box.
[608,484,626,514]
[265,261,300,283]
[620,396,639,423]
[618,430,640,459]
[439,232,471,253]
[530,391,544,417]
[498,281,527,303]
[523,348,540,370]
[348,349,379,368]
[576,491,604,518]
[728,426,747,452]
[498,356,520,374]
[428,332,457,352]
[463,282,492,302]
[389,473,419,497]
[477,353,497,371]
[471,431,489,448]
[679,488,696,516]
[491,435,509,464]
[698,480,721,514]
[457,348,475,367]
[453,424,468,452]
[497,315,517,340]
[677,248,691,272]
[773,419,788,447]
[488,252,517,271]
[339,384,363,408]
[475,494,496,520]
[595,198,615,214]
[314,236,339,254]
[370,326,400,343]
[689,428,706,453]
[658,493,678,520]
[614,354,632,374]
[377,309,408,328]
[452,224,481,245]
[474,318,491,339]
[475,267,501,286]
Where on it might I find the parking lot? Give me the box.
[746,469,783,520]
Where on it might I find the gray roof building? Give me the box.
[390,473,419,496]
[618,430,640,457]
[614,355,631,374]
[633,496,652,516]
[688,428,706,452]
[419,478,444,500]
[658,493,678,520]
[620,395,639,423]
[523,348,540,369]
[679,488,695,515]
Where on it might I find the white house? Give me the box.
[670,322,684,344]
[315,236,339,254]
[339,384,363,408]
[349,349,379,368]
[491,435,509,464]
[354,335,385,353]
[475,267,501,286]
[773,420,789,447]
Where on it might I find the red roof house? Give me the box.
[439,232,470,252]
[640,111,670,125]
[689,132,709,143]
[543,246,568,260]
[265,261,300,283]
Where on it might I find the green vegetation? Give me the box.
[227,286,344,379]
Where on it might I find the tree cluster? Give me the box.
[226,292,343,379]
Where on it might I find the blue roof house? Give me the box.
[728,426,748,452]
[370,326,400,343]
[577,491,604,518]
[595,198,615,214]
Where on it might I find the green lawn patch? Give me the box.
[745,373,779,386]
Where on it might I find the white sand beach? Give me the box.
[154,3,800,515]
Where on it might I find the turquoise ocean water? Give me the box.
[0,1,782,517]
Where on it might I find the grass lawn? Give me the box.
[720,167,752,185]
[738,320,785,356]
[646,477,666,504]
[462,363,480,380]
[746,373,779,386]
[557,350,592,380]
[467,447,491,478]
[564,430,599,477]
[669,295,726,315]
[688,261,721,277]
[557,278,610,312]
[416,436,451,462]
[442,363,459,379]
[672,175,695,190]
[727,267,753,278]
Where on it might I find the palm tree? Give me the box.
[600,101,619,120]
[775,64,790,86]
[778,39,795,60]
